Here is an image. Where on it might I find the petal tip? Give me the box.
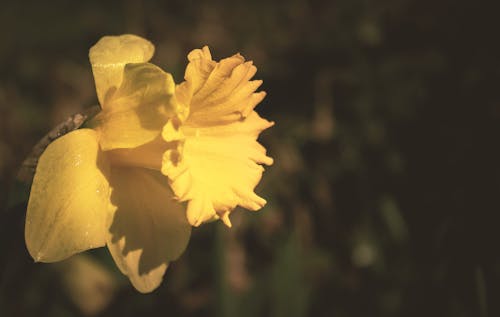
[221,213,232,227]
[32,253,42,263]
[264,155,274,166]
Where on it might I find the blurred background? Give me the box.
[1,0,500,316]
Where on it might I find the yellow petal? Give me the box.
[106,167,191,293]
[162,111,273,227]
[177,46,265,126]
[89,34,155,106]
[25,129,110,262]
[184,46,216,93]
[89,63,177,151]
[106,136,170,170]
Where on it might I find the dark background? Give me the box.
[1,0,499,316]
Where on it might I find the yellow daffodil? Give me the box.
[25,34,273,293]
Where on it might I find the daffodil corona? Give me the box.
[25,34,273,293]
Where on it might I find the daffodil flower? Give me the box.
[25,34,273,293]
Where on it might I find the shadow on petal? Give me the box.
[106,166,191,292]
[88,63,178,151]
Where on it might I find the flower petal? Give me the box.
[106,167,191,293]
[177,46,265,126]
[89,63,177,151]
[106,136,170,170]
[162,111,273,227]
[25,129,110,262]
[89,34,154,106]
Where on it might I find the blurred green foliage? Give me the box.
[1,0,499,316]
